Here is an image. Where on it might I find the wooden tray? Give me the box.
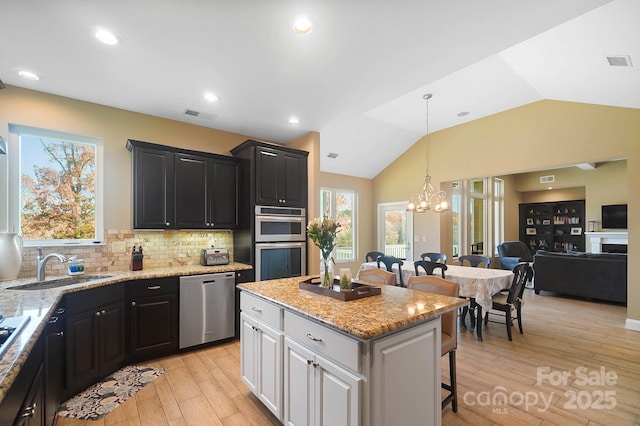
[299,277,381,301]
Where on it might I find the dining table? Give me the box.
[357,261,514,341]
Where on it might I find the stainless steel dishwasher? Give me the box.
[179,272,236,349]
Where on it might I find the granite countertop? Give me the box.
[238,276,467,340]
[0,262,251,402]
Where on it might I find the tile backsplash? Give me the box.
[16,229,234,279]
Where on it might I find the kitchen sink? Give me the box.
[6,275,114,290]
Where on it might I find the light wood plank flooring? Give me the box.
[56,289,640,425]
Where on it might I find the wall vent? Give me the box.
[183,109,217,121]
[327,152,339,159]
[606,55,632,67]
[540,175,555,184]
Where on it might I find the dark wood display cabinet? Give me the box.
[519,200,585,254]
[64,283,126,399]
[127,277,179,362]
[231,140,308,208]
[127,139,239,230]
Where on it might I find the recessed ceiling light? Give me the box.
[293,17,312,34]
[18,70,40,81]
[94,29,119,45]
[204,92,219,102]
[457,111,470,117]
[288,117,300,125]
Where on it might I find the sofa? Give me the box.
[497,241,533,270]
[533,250,627,303]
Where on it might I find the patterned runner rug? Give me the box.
[58,365,165,420]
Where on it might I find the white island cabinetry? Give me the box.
[240,293,284,420]
[238,280,459,426]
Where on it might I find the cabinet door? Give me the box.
[133,147,175,229]
[316,354,361,426]
[65,310,100,396]
[14,364,44,426]
[44,318,65,426]
[98,301,126,376]
[130,294,177,360]
[174,153,208,228]
[256,148,282,206]
[210,159,239,228]
[257,321,283,420]
[240,313,258,394]
[281,152,307,207]
[284,337,315,426]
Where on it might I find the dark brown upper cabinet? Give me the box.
[127,139,238,230]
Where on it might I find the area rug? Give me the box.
[57,365,165,420]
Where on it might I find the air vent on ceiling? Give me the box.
[540,175,555,184]
[327,152,339,159]
[183,108,217,121]
[606,55,632,67]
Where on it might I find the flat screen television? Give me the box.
[601,204,627,229]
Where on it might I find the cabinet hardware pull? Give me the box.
[56,331,64,337]
[48,316,59,324]
[165,222,170,226]
[307,359,312,365]
[131,301,137,306]
[147,285,161,290]
[306,333,322,342]
[101,309,106,314]
[56,308,66,314]
[21,402,36,417]
[95,311,101,316]
[251,307,262,313]
[203,280,216,284]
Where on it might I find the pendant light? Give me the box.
[406,94,449,213]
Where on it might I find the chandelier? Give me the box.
[406,94,449,213]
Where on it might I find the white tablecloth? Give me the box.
[357,262,513,313]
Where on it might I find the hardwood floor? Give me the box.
[55,289,640,425]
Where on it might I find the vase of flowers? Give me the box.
[307,216,341,287]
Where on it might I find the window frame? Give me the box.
[320,187,357,263]
[8,124,104,247]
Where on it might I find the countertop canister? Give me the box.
[0,232,23,280]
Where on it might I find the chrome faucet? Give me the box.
[36,247,68,281]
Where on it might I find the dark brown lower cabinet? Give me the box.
[64,284,126,400]
[44,304,65,426]
[128,277,178,361]
[0,335,44,426]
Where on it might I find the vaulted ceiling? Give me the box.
[1,0,638,178]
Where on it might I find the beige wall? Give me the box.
[373,100,640,324]
[0,86,255,230]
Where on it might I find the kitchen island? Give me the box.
[238,276,466,426]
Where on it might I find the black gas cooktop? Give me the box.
[0,315,30,358]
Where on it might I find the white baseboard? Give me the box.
[625,318,640,331]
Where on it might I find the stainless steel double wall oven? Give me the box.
[254,205,306,281]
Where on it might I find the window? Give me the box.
[8,124,103,246]
[451,177,504,258]
[320,188,356,262]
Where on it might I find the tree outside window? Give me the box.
[9,124,103,245]
[321,188,356,262]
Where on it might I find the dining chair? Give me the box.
[420,252,447,264]
[483,262,533,341]
[414,260,447,279]
[406,275,459,412]
[365,251,385,262]
[376,255,404,286]
[358,268,396,285]
[458,255,491,268]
